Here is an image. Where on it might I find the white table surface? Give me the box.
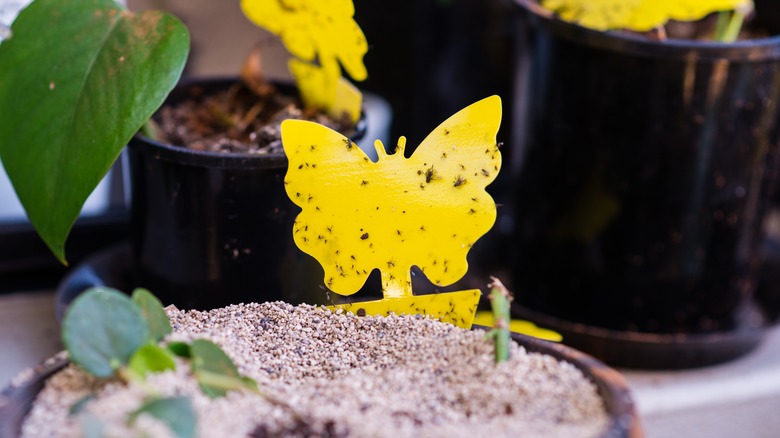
[0,291,61,387]
[2,290,779,437]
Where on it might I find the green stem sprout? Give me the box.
[714,8,747,43]
[486,276,513,363]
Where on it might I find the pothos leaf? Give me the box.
[61,287,148,378]
[128,396,196,438]
[0,0,189,262]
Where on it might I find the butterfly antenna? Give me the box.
[373,139,388,159]
[396,136,407,156]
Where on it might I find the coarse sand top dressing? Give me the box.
[21,302,608,437]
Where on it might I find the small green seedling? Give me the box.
[62,287,175,380]
[190,339,260,398]
[485,277,513,363]
[61,287,258,438]
[128,396,197,438]
[714,7,749,42]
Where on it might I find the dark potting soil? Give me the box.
[153,82,352,155]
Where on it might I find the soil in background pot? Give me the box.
[153,81,352,155]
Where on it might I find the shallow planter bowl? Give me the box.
[0,330,641,437]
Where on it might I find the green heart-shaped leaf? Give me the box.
[132,288,172,343]
[0,0,189,262]
[62,287,148,377]
[68,394,96,417]
[129,396,196,438]
[128,343,177,379]
[80,413,105,438]
[190,339,257,398]
[167,341,192,358]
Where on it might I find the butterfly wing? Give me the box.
[404,95,502,287]
[282,96,501,296]
[282,120,378,296]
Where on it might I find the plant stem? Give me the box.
[654,26,667,41]
[117,367,160,395]
[140,119,161,141]
[714,11,730,40]
[195,370,258,394]
[714,10,746,43]
[487,276,513,363]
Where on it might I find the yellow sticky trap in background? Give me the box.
[289,60,362,123]
[241,0,367,123]
[473,311,563,342]
[282,96,503,328]
[541,0,750,31]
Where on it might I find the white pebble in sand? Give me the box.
[22,302,609,437]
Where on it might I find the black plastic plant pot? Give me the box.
[508,1,780,368]
[127,78,365,310]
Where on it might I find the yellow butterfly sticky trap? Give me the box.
[335,291,481,328]
[541,0,750,31]
[282,96,503,328]
[472,311,563,342]
[241,0,367,122]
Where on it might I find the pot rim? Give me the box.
[514,0,780,61]
[499,327,641,438]
[128,77,367,170]
[510,303,766,369]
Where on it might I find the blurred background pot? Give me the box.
[127,78,372,309]
[508,0,780,368]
